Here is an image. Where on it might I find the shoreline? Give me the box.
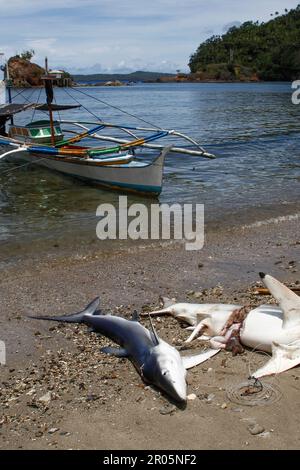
[10,80,283,89]
[1,198,299,269]
[0,206,299,449]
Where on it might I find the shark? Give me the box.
[29,298,218,403]
[146,273,300,378]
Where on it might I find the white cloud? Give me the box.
[0,0,299,73]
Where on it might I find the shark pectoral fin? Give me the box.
[252,340,300,378]
[182,349,221,370]
[185,320,207,343]
[260,273,300,329]
[100,346,128,357]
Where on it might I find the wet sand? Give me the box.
[0,213,299,450]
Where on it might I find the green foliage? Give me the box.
[189,6,300,80]
[17,49,35,61]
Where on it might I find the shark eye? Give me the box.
[162,370,169,376]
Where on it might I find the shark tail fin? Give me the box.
[259,273,300,329]
[28,296,100,323]
[140,297,176,317]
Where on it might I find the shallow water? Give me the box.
[0,82,299,252]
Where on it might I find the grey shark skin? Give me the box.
[30,297,208,403]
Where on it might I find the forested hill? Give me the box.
[189,5,300,81]
[73,71,176,82]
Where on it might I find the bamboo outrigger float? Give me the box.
[0,58,216,196]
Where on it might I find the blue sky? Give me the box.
[0,0,299,74]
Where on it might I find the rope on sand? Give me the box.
[226,378,282,407]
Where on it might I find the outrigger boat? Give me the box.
[0,59,215,196]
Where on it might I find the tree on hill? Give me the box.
[189,5,300,80]
[17,49,35,62]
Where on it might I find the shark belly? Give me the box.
[240,305,283,352]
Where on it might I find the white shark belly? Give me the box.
[240,305,283,352]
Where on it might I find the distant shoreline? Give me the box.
[10,79,291,89]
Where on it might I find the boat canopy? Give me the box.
[35,103,81,111]
[0,103,34,117]
[0,103,81,118]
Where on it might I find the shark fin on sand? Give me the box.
[260,273,300,329]
[182,348,221,370]
[252,340,300,378]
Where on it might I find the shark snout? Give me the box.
[161,370,187,403]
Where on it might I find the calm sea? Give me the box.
[0,82,299,256]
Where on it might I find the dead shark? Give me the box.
[29,298,218,403]
[246,273,300,377]
[143,297,241,331]
[148,273,300,378]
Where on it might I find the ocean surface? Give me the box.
[0,82,299,256]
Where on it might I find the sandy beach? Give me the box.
[0,208,299,450]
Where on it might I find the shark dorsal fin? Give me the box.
[260,273,300,329]
[131,310,139,322]
[148,314,160,346]
[85,297,101,315]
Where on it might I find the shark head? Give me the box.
[142,314,187,402]
[143,341,187,403]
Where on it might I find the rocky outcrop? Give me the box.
[8,57,45,87]
[104,80,123,86]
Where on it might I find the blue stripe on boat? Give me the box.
[66,172,161,194]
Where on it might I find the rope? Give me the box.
[15,88,49,117]
[226,378,282,407]
[53,91,62,124]
[0,154,49,176]
[63,87,102,122]
[71,86,162,130]
[30,87,42,123]
[17,87,37,105]
[11,88,31,100]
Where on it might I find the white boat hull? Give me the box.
[1,146,167,196]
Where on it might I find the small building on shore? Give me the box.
[49,69,73,87]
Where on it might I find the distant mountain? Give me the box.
[73,71,176,82]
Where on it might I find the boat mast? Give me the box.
[6,60,14,125]
[44,57,56,146]
[0,53,5,102]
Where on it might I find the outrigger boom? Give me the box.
[0,57,216,195]
[60,120,216,158]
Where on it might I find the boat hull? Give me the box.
[2,147,166,196]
